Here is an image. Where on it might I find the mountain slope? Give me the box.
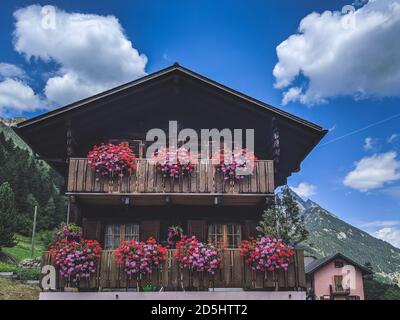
[288,189,400,285]
[0,118,66,235]
[0,118,29,150]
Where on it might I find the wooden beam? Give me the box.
[271,117,280,176]
[66,119,74,158]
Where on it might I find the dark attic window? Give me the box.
[334,260,344,268]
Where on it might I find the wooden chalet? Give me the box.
[14,64,326,293]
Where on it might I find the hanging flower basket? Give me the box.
[174,236,222,275]
[114,237,167,290]
[50,239,102,287]
[215,148,257,181]
[87,143,137,186]
[152,147,195,179]
[239,237,294,272]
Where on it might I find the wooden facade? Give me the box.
[41,249,306,291]
[15,64,326,292]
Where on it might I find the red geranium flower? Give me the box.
[87,143,137,179]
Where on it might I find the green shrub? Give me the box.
[0,261,18,272]
[15,267,40,281]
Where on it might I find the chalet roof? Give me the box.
[16,63,324,131]
[13,63,327,184]
[305,252,372,276]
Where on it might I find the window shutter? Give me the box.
[187,220,207,242]
[244,220,258,239]
[140,220,160,241]
[82,218,103,244]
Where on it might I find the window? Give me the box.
[124,224,140,242]
[208,223,241,248]
[333,275,344,291]
[105,223,139,250]
[334,260,344,268]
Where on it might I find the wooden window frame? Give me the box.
[208,223,242,248]
[105,223,140,250]
[334,275,344,291]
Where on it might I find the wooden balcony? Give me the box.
[67,158,274,206]
[330,285,351,296]
[40,249,305,291]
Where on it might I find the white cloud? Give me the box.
[373,227,400,248]
[13,5,147,106]
[361,220,400,228]
[388,133,399,143]
[273,0,400,105]
[343,151,400,191]
[0,78,45,114]
[291,182,317,198]
[0,63,42,114]
[363,137,375,150]
[361,219,400,248]
[0,63,26,79]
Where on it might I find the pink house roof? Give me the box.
[305,252,372,276]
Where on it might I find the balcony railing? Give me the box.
[330,285,351,296]
[40,249,305,291]
[67,158,274,195]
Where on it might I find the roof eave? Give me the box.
[305,253,373,276]
[17,64,326,135]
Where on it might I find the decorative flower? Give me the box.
[54,223,82,243]
[239,237,294,272]
[214,148,257,181]
[114,237,167,276]
[174,236,222,275]
[50,239,102,283]
[167,225,184,248]
[152,147,195,179]
[87,143,137,180]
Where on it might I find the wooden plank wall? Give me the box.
[40,249,305,291]
[67,158,274,194]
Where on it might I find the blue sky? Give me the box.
[0,0,399,246]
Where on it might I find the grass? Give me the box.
[2,234,45,262]
[0,277,40,300]
[0,262,18,272]
[0,234,45,300]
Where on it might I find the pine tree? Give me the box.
[41,197,56,229]
[0,182,17,250]
[364,261,373,280]
[16,193,39,235]
[256,187,308,244]
[0,127,66,234]
[257,207,278,238]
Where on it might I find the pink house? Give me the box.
[305,253,372,300]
